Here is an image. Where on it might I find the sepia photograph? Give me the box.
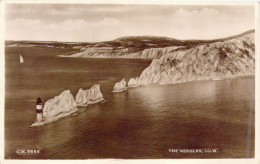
[2,1,257,161]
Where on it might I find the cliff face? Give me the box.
[59,30,255,59]
[75,84,104,106]
[42,90,78,121]
[31,85,106,126]
[113,79,127,92]
[31,90,78,126]
[7,30,255,60]
[64,46,180,58]
[128,32,254,86]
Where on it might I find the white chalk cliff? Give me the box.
[75,84,104,106]
[31,90,78,126]
[128,77,139,88]
[113,79,127,92]
[130,32,255,86]
[62,46,180,59]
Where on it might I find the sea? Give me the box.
[5,47,255,159]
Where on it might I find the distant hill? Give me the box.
[127,29,255,86]
[6,29,255,59]
[6,30,255,86]
[59,29,255,58]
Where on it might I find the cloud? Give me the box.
[7,18,42,28]
[47,19,88,30]
[6,18,43,40]
[46,17,120,32]
[171,8,223,28]
[174,8,219,17]
[5,4,255,42]
[5,17,121,42]
[168,7,254,40]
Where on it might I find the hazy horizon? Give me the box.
[5,4,255,42]
[5,28,255,43]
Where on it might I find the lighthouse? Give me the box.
[36,97,43,122]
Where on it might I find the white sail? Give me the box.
[20,54,24,63]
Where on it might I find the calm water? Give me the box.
[5,47,255,159]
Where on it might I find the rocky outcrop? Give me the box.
[31,90,78,126]
[132,33,254,86]
[62,46,180,59]
[113,79,127,92]
[128,77,139,88]
[75,84,104,106]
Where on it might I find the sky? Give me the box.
[5,4,255,42]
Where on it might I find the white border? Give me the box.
[0,0,257,5]
[0,1,259,164]
[0,0,5,163]
[254,1,259,164]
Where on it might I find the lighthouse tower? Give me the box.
[36,97,43,122]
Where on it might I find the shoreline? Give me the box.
[127,74,255,90]
[59,55,155,60]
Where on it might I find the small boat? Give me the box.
[20,54,24,64]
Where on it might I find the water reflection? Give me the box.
[5,48,254,158]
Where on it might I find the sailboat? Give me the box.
[20,54,24,64]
